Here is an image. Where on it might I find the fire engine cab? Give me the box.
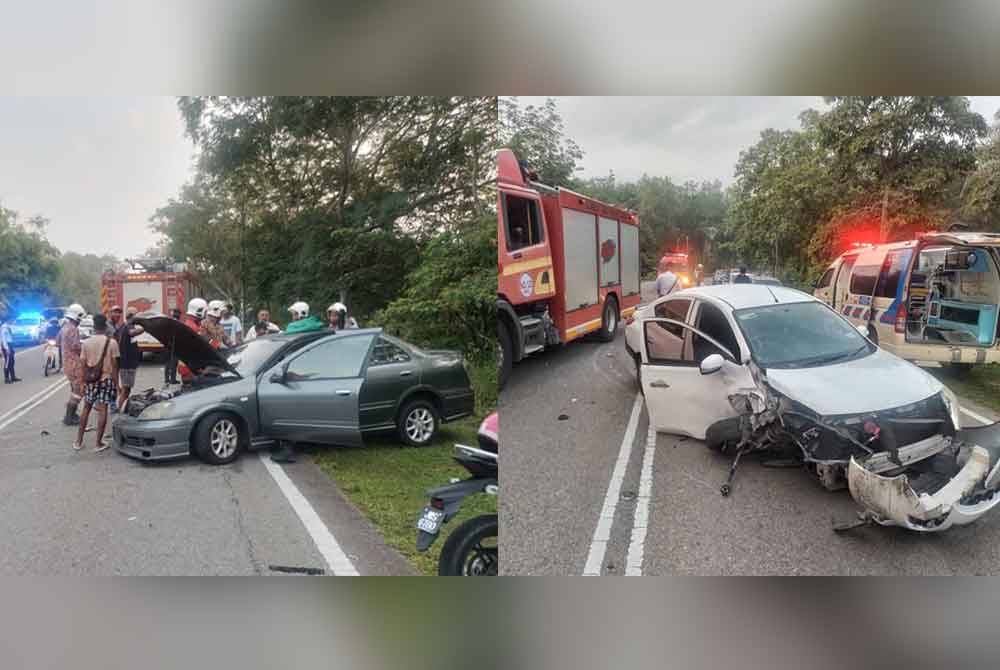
[497,149,641,388]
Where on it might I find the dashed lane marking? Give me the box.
[625,424,657,576]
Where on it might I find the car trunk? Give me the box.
[905,236,1000,348]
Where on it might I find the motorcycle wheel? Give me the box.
[437,514,498,576]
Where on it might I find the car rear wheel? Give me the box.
[398,399,439,447]
[193,412,244,465]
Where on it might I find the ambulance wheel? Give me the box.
[598,298,618,342]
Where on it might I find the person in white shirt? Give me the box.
[244,309,281,341]
[219,303,243,345]
[655,262,681,297]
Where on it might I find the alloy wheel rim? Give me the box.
[210,419,238,458]
[406,408,434,443]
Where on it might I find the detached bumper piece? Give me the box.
[848,443,1000,532]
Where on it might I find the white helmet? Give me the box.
[207,299,225,318]
[65,303,85,322]
[187,298,208,319]
[289,301,309,319]
[327,302,347,315]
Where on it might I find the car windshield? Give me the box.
[733,301,873,369]
[225,338,283,373]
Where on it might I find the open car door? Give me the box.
[639,317,753,440]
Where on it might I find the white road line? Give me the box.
[625,425,657,576]
[259,453,359,576]
[0,377,69,425]
[0,380,68,432]
[961,406,994,426]
[582,391,643,576]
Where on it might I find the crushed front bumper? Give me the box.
[847,444,1000,532]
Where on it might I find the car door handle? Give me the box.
[336,390,352,396]
[649,380,669,388]
[399,370,413,377]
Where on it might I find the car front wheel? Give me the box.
[398,399,439,447]
[193,412,244,465]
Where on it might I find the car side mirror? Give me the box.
[700,353,725,375]
[269,364,289,384]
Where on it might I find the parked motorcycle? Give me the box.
[43,339,59,376]
[416,412,498,576]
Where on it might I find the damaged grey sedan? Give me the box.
[638,284,1000,532]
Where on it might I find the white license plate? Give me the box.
[416,507,445,534]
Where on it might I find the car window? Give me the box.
[693,302,740,362]
[285,334,375,381]
[369,336,411,366]
[850,263,880,296]
[503,194,544,252]
[733,301,872,369]
[874,249,912,299]
[644,319,691,365]
[653,298,691,323]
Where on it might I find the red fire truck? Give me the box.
[100,259,200,355]
[497,149,641,388]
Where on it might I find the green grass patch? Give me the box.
[928,364,1000,415]
[466,356,497,416]
[313,415,496,576]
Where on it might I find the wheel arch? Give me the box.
[396,386,444,423]
[187,405,251,455]
[496,298,523,362]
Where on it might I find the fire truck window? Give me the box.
[693,302,739,362]
[849,264,879,296]
[504,194,543,252]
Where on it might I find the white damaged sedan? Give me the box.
[637,284,1000,532]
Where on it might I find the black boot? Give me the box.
[63,401,80,426]
[270,441,296,464]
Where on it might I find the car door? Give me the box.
[257,333,376,446]
[832,254,858,310]
[359,335,418,431]
[639,317,753,440]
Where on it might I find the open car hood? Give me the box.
[134,315,238,376]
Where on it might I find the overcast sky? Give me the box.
[515,96,1000,185]
[0,97,194,258]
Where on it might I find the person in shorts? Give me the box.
[74,314,120,452]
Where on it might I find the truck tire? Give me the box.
[597,298,618,342]
[498,321,513,390]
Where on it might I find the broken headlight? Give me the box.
[940,387,962,431]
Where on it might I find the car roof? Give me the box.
[674,284,816,310]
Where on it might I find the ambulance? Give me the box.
[814,231,1000,372]
[496,149,641,388]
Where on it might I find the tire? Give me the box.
[498,320,513,391]
[193,412,244,465]
[438,514,498,576]
[597,297,619,342]
[634,355,644,395]
[398,398,439,447]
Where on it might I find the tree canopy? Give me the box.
[0,207,61,317]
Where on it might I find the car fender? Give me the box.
[397,384,445,416]
[188,401,255,443]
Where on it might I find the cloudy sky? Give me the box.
[516,96,1000,185]
[0,97,194,258]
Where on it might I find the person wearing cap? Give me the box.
[203,300,232,349]
[115,306,145,412]
[220,302,243,346]
[284,301,325,334]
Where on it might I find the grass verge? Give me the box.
[928,364,1000,416]
[313,415,496,576]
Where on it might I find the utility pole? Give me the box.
[239,199,247,323]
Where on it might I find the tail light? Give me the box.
[894,310,906,334]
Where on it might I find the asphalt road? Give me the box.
[500,281,1000,575]
[0,344,414,575]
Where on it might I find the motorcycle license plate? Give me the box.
[416,507,445,535]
